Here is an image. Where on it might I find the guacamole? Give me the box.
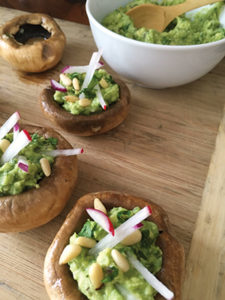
[0,133,57,196]
[102,0,225,45]
[54,69,120,115]
[68,207,162,300]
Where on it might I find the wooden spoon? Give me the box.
[126,0,223,32]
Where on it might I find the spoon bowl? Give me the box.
[127,0,224,31]
[127,4,166,32]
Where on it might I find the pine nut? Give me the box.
[79,98,91,107]
[60,73,72,86]
[40,158,51,177]
[111,249,129,272]
[64,95,79,102]
[0,139,10,152]
[76,236,96,248]
[59,244,81,265]
[121,229,142,246]
[89,263,103,289]
[72,77,80,91]
[99,78,108,89]
[94,198,107,214]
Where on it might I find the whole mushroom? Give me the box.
[0,13,66,73]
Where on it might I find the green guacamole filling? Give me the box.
[68,207,162,300]
[0,133,57,196]
[102,0,225,45]
[53,69,120,115]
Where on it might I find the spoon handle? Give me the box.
[165,0,224,27]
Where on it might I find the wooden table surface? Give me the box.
[0,6,225,300]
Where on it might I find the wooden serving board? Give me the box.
[0,6,225,300]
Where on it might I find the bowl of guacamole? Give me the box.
[86,0,225,88]
[44,191,185,300]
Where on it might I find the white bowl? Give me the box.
[86,0,225,88]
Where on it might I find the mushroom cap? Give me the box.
[40,78,130,136]
[0,125,78,232]
[0,13,66,72]
[44,191,185,300]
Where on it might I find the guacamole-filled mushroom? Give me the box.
[40,51,130,136]
[0,114,79,232]
[0,13,66,73]
[44,191,185,300]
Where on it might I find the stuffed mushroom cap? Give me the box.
[44,191,185,300]
[0,125,78,232]
[40,78,130,136]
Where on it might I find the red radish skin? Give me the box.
[14,123,20,132]
[86,208,115,236]
[51,79,67,92]
[13,123,20,140]
[18,162,29,173]
[18,156,29,173]
[61,65,70,73]
[23,130,32,141]
[0,111,21,140]
[147,206,152,214]
[133,223,143,230]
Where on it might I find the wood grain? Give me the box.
[183,107,225,300]
[0,6,225,300]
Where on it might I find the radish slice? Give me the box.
[1,130,31,164]
[86,208,115,236]
[133,223,143,230]
[89,224,141,256]
[62,62,103,74]
[127,255,174,300]
[18,156,29,173]
[18,162,28,172]
[80,49,103,99]
[0,112,20,140]
[89,206,151,256]
[13,123,20,141]
[44,148,83,157]
[115,284,138,300]
[96,84,107,110]
[51,79,67,92]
